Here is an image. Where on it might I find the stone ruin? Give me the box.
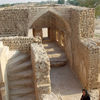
[0,4,99,100]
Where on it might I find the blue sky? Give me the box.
[0,0,54,5]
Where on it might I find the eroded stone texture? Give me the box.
[0,36,41,53]
[89,89,99,100]
[31,43,51,100]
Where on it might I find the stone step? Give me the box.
[50,57,66,62]
[48,53,66,58]
[8,70,33,81]
[7,50,35,100]
[8,54,30,69]
[50,61,67,67]
[8,50,22,60]
[10,88,34,96]
[8,61,32,73]
[43,42,67,67]
[9,78,34,89]
[10,94,35,100]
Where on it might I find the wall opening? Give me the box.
[42,28,49,41]
[28,28,33,37]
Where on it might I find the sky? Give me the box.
[0,0,53,5]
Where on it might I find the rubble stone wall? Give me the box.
[0,36,41,53]
[70,8,100,90]
[79,9,95,38]
[0,9,28,36]
[31,43,51,100]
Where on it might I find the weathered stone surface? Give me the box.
[0,36,41,53]
[89,89,99,100]
[31,43,51,100]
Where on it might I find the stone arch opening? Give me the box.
[30,10,82,98]
[30,10,71,47]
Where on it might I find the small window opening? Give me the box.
[42,28,49,40]
[28,28,33,37]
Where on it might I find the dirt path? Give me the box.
[50,65,82,100]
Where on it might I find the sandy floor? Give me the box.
[50,65,82,100]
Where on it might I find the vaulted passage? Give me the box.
[29,11,83,99]
[44,42,82,99]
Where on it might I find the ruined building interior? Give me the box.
[0,4,100,100]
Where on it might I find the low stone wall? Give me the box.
[0,36,41,53]
[31,43,51,100]
[0,42,9,100]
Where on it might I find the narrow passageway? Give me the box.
[51,66,82,100]
[43,42,67,67]
[44,42,82,100]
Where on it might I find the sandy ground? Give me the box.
[50,65,82,100]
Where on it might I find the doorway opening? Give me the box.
[28,28,33,37]
[42,28,49,41]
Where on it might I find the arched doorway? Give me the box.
[29,10,82,99]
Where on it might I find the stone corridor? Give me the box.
[51,66,82,100]
[44,42,82,100]
[43,42,67,67]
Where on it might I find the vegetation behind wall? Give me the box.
[67,0,100,17]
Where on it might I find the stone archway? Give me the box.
[30,10,72,57]
[29,9,82,99]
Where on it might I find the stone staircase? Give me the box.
[7,51,35,100]
[43,42,67,67]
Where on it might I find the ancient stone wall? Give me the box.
[70,8,100,90]
[31,43,51,100]
[30,6,99,90]
[0,9,28,36]
[79,9,95,38]
[0,36,41,53]
[0,42,9,100]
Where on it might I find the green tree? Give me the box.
[68,0,100,8]
[77,0,100,8]
[58,0,65,4]
[95,5,100,17]
[67,0,79,5]
[68,0,100,17]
